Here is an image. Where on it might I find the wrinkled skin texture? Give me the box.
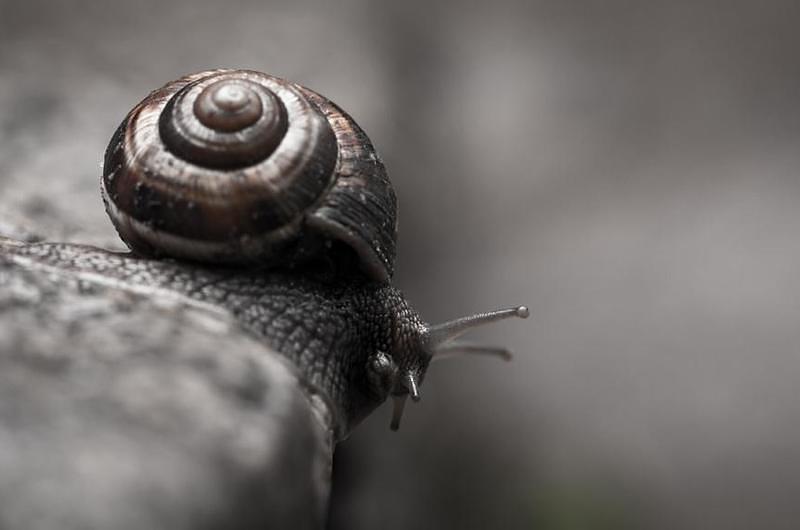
[1,238,424,436]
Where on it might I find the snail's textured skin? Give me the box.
[3,238,423,437]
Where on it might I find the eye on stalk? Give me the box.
[389,305,529,431]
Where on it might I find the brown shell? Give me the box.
[101,69,397,281]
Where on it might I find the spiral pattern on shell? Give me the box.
[102,69,397,281]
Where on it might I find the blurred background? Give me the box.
[2,0,799,528]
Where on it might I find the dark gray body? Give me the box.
[2,238,414,437]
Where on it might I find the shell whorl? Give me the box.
[160,77,289,169]
[102,69,397,281]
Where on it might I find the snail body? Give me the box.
[99,69,528,435]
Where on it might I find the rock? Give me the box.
[0,246,332,529]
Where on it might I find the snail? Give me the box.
[99,69,528,434]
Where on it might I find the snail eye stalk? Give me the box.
[388,306,529,431]
[426,306,529,349]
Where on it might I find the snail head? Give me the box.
[367,305,530,431]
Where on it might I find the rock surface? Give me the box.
[0,240,332,529]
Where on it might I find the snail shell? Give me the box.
[102,69,396,282]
